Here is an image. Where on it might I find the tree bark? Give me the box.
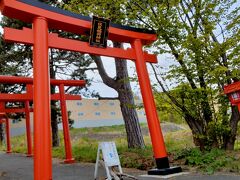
[50,50,59,147]
[224,106,240,150]
[51,99,59,147]
[116,59,145,148]
[90,43,145,148]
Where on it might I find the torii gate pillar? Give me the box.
[0,113,11,153]
[33,17,52,180]
[25,100,32,157]
[133,39,168,168]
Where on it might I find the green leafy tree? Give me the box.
[154,92,183,124]
[123,0,240,150]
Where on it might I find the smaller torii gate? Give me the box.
[0,113,11,153]
[0,102,33,156]
[0,75,86,163]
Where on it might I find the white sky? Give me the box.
[86,56,150,98]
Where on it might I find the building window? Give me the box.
[78,112,84,116]
[77,102,82,106]
[109,102,115,106]
[95,112,101,116]
[110,112,116,116]
[94,102,99,106]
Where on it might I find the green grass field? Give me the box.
[0,123,239,174]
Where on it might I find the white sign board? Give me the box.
[100,142,120,167]
[94,141,122,180]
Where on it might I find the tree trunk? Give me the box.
[51,99,59,147]
[91,42,145,148]
[116,60,145,148]
[224,106,239,150]
[184,113,206,150]
[50,51,59,147]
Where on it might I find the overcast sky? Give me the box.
[85,53,173,98]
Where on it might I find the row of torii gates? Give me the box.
[0,75,86,163]
[0,0,181,179]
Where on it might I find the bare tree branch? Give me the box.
[90,55,118,89]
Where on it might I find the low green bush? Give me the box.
[174,148,239,174]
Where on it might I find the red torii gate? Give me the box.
[0,75,86,163]
[0,102,33,156]
[0,0,181,179]
[0,113,11,153]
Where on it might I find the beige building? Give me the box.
[7,98,146,136]
[66,98,146,128]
